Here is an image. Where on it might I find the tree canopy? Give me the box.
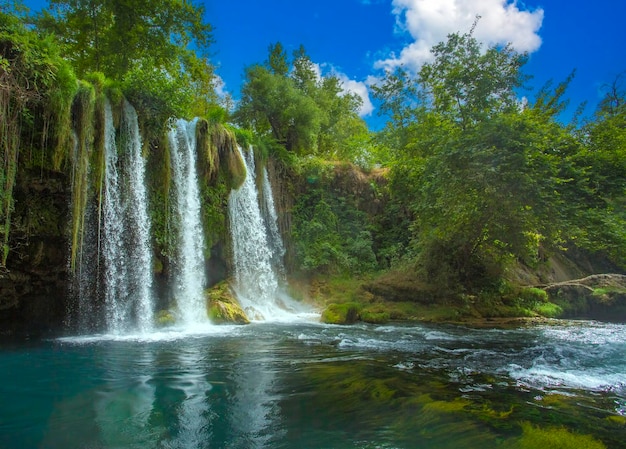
[234,43,372,162]
[36,0,217,124]
[372,27,626,290]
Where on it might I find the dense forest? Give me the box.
[1,0,625,333]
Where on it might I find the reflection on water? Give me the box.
[1,320,625,448]
[160,344,213,449]
[94,345,157,448]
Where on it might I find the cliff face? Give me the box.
[0,168,70,337]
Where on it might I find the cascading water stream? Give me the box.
[260,166,286,279]
[168,119,208,326]
[121,101,154,332]
[228,146,291,320]
[100,100,155,334]
[75,99,154,334]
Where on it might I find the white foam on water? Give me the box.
[56,325,243,344]
[508,363,626,393]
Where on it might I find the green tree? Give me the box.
[267,41,289,77]
[418,22,529,130]
[411,111,571,289]
[236,42,371,161]
[374,28,574,290]
[235,64,322,153]
[37,0,216,124]
[568,73,626,264]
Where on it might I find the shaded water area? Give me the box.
[1,320,625,448]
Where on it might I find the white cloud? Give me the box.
[213,74,228,98]
[335,72,375,117]
[311,62,323,81]
[312,63,374,117]
[376,0,544,73]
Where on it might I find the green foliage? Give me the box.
[123,67,195,139]
[418,22,529,129]
[236,63,322,153]
[38,0,218,139]
[291,158,378,275]
[235,43,370,162]
[567,73,626,266]
[370,26,626,291]
[1,6,77,265]
[532,302,563,318]
[408,111,570,290]
[518,287,549,305]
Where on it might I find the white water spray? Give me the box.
[260,166,286,279]
[100,100,154,334]
[229,146,295,320]
[121,101,154,332]
[168,119,208,325]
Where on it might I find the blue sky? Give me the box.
[21,0,626,127]
[207,0,625,127]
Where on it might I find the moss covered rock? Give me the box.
[155,309,176,327]
[320,302,361,324]
[206,281,249,325]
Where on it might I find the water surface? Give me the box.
[1,320,625,448]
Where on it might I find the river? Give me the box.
[1,319,625,448]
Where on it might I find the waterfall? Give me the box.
[260,166,286,279]
[168,119,208,325]
[74,99,154,334]
[100,100,155,334]
[228,146,289,320]
[121,101,154,332]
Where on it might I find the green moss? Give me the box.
[206,281,250,325]
[533,301,563,318]
[320,302,362,324]
[69,81,96,273]
[515,422,607,449]
[196,121,246,190]
[606,415,626,426]
[472,403,515,422]
[153,256,164,274]
[155,310,176,327]
[359,309,390,324]
[226,144,247,189]
[423,397,471,413]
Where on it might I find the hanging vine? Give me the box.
[1,11,77,267]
